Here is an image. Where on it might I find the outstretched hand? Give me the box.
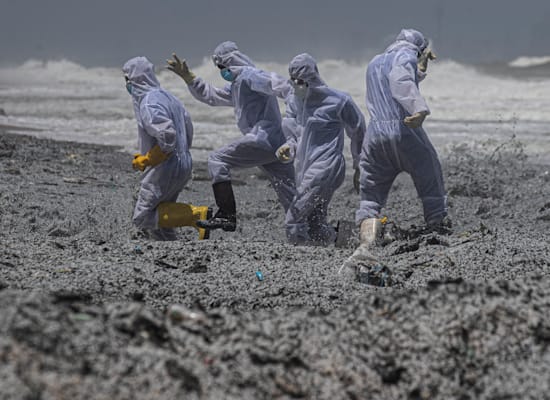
[418,49,437,72]
[166,53,196,84]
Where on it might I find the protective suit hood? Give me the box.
[386,29,429,54]
[288,53,325,88]
[213,41,256,68]
[123,57,160,100]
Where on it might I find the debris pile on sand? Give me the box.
[0,132,549,399]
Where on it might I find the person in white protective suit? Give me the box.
[123,57,211,241]
[346,28,450,269]
[275,53,366,245]
[167,42,295,233]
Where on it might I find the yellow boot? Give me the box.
[157,202,212,240]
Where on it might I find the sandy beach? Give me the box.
[1,129,550,399]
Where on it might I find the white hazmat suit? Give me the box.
[356,29,447,227]
[123,57,196,241]
[280,54,366,245]
[181,42,296,231]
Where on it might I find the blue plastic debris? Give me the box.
[255,271,264,281]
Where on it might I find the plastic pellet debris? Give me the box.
[255,271,264,281]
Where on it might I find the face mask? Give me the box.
[220,68,234,82]
[293,84,308,100]
[125,81,133,95]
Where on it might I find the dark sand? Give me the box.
[1,130,549,399]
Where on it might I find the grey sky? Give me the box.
[1,0,550,68]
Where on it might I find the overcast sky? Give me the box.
[1,0,550,68]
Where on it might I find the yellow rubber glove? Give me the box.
[275,143,295,164]
[166,53,196,84]
[353,167,360,194]
[418,49,437,73]
[276,144,291,162]
[132,145,170,171]
[404,111,429,129]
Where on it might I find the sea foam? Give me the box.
[1,57,549,160]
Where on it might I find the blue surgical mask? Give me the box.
[126,81,133,95]
[220,68,234,82]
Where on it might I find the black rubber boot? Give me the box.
[196,181,237,232]
[426,215,453,235]
[335,220,354,248]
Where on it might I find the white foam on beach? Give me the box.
[509,55,550,68]
[1,58,549,161]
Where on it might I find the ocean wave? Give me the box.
[508,56,550,68]
[1,57,550,158]
[0,59,121,85]
[1,57,546,89]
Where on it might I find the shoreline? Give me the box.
[0,123,43,132]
